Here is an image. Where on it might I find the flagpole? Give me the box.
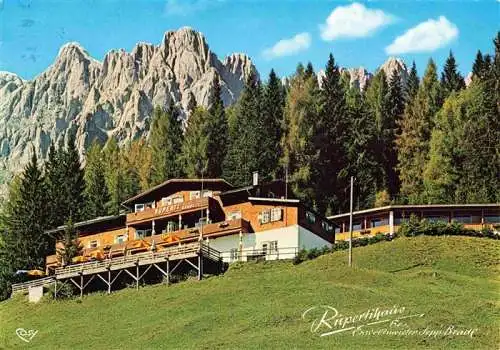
[348,176,354,267]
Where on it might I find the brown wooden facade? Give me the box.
[45,179,335,273]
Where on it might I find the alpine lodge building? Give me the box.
[11,175,499,298]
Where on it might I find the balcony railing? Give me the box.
[220,246,299,263]
[11,277,55,294]
[46,219,251,269]
[126,197,212,224]
[54,242,221,278]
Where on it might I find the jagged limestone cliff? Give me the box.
[0,27,256,189]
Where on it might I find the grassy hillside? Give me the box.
[1,236,499,349]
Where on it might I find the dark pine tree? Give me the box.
[5,149,50,271]
[472,50,486,80]
[305,62,315,81]
[83,141,109,219]
[206,74,229,178]
[441,51,465,99]
[62,134,86,222]
[180,107,210,178]
[261,69,285,180]
[150,104,183,185]
[44,140,66,229]
[223,72,263,186]
[316,53,349,214]
[385,71,405,197]
[103,137,125,215]
[405,61,420,103]
[345,85,381,210]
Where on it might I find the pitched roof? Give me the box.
[121,178,233,206]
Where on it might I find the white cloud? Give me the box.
[385,16,459,55]
[320,3,394,41]
[262,33,312,60]
[165,0,225,16]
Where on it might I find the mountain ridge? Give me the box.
[0,27,415,194]
[0,27,256,190]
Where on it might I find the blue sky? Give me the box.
[0,0,498,80]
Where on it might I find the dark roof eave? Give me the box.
[44,214,126,234]
[122,178,233,206]
[328,203,500,220]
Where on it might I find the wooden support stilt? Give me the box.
[166,258,170,286]
[96,273,109,290]
[136,262,139,290]
[170,260,183,274]
[184,258,199,271]
[80,273,83,298]
[54,280,57,299]
[110,270,123,288]
[108,268,111,294]
[198,253,203,281]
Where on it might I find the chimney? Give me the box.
[252,171,259,186]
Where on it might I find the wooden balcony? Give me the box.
[54,242,221,280]
[46,219,251,270]
[126,197,214,225]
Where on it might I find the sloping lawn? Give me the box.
[1,236,499,349]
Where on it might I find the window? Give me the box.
[353,222,362,231]
[166,221,178,233]
[426,216,448,223]
[262,241,278,254]
[115,235,126,244]
[202,190,213,198]
[173,196,184,204]
[136,229,153,239]
[228,211,242,220]
[306,211,316,224]
[371,218,389,227]
[269,241,278,253]
[452,216,472,224]
[270,208,283,222]
[485,215,500,223]
[163,195,183,206]
[134,202,154,212]
[260,210,271,224]
[230,248,238,262]
[190,191,201,200]
[89,240,98,249]
[335,227,341,234]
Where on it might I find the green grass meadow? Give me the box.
[1,236,499,349]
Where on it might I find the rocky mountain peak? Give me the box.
[0,28,256,194]
[379,57,408,84]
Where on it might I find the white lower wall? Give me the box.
[298,226,332,250]
[206,225,330,263]
[207,225,299,262]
